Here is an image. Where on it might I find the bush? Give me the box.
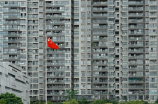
[62,99,78,104]
[155,99,158,104]
[0,99,6,104]
[91,99,105,104]
[78,97,88,104]
[104,99,118,104]
[0,92,23,104]
[126,100,144,104]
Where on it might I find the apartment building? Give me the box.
[0,0,157,103]
[0,62,30,104]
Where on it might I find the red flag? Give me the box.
[47,37,58,49]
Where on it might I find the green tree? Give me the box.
[30,100,34,104]
[119,102,128,104]
[47,101,55,104]
[0,92,23,104]
[142,101,148,104]
[62,99,78,104]
[33,101,45,104]
[91,99,105,104]
[0,99,6,104]
[78,97,88,104]
[104,99,118,104]
[126,100,144,104]
[65,89,77,100]
[155,99,158,104]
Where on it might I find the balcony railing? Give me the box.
[128,50,143,53]
[129,44,143,47]
[129,61,143,64]
[129,13,144,17]
[129,7,143,11]
[129,1,144,5]
[129,19,143,22]
[93,2,107,5]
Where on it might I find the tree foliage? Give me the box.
[62,99,78,104]
[105,99,118,104]
[47,101,55,104]
[155,99,158,104]
[32,100,55,104]
[0,92,23,104]
[78,97,88,104]
[33,101,45,104]
[64,89,77,100]
[91,99,105,104]
[126,100,144,104]
[0,99,6,104]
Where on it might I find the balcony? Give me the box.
[93,8,108,11]
[129,1,144,5]
[128,7,143,11]
[93,20,107,23]
[93,26,107,30]
[129,74,144,77]
[129,86,144,89]
[46,2,69,6]
[47,80,65,83]
[3,51,20,54]
[93,91,108,95]
[46,15,70,18]
[129,25,144,29]
[93,68,108,71]
[3,4,19,7]
[128,49,143,53]
[93,62,107,66]
[128,19,143,23]
[93,80,108,83]
[47,57,65,60]
[93,85,108,89]
[48,92,65,95]
[46,21,70,24]
[50,39,65,42]
[93,14,107,17]
[129,80,143,83]
[46,33,66,36]
[4,44,19,48]
[93,56,108,59]
[129,61,143,65]
[129,44,143,47]
[28,46,38,48]
[28,40,38,42]
[128,55,143,59]
[129,37,143,41]
[93,49,108,53]
[128,91,144,95]
[93,74,108,77]
[46,26,66,30]
[47,68,70,72]
[129,13,144,17]
[99,43,108,47]
[46,9,70,12]
[47,50,70,54]
[93,2,107,6]
[129,67,143,71]
[47,74,65,77]
[47,62,65,66]
[93,31,107,35]
[47,86,68,89]
[3,39,21,42]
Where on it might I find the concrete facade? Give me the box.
[0,62,30,104]
[0,0,158,103]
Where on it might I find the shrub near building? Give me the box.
[0,92,23,104]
